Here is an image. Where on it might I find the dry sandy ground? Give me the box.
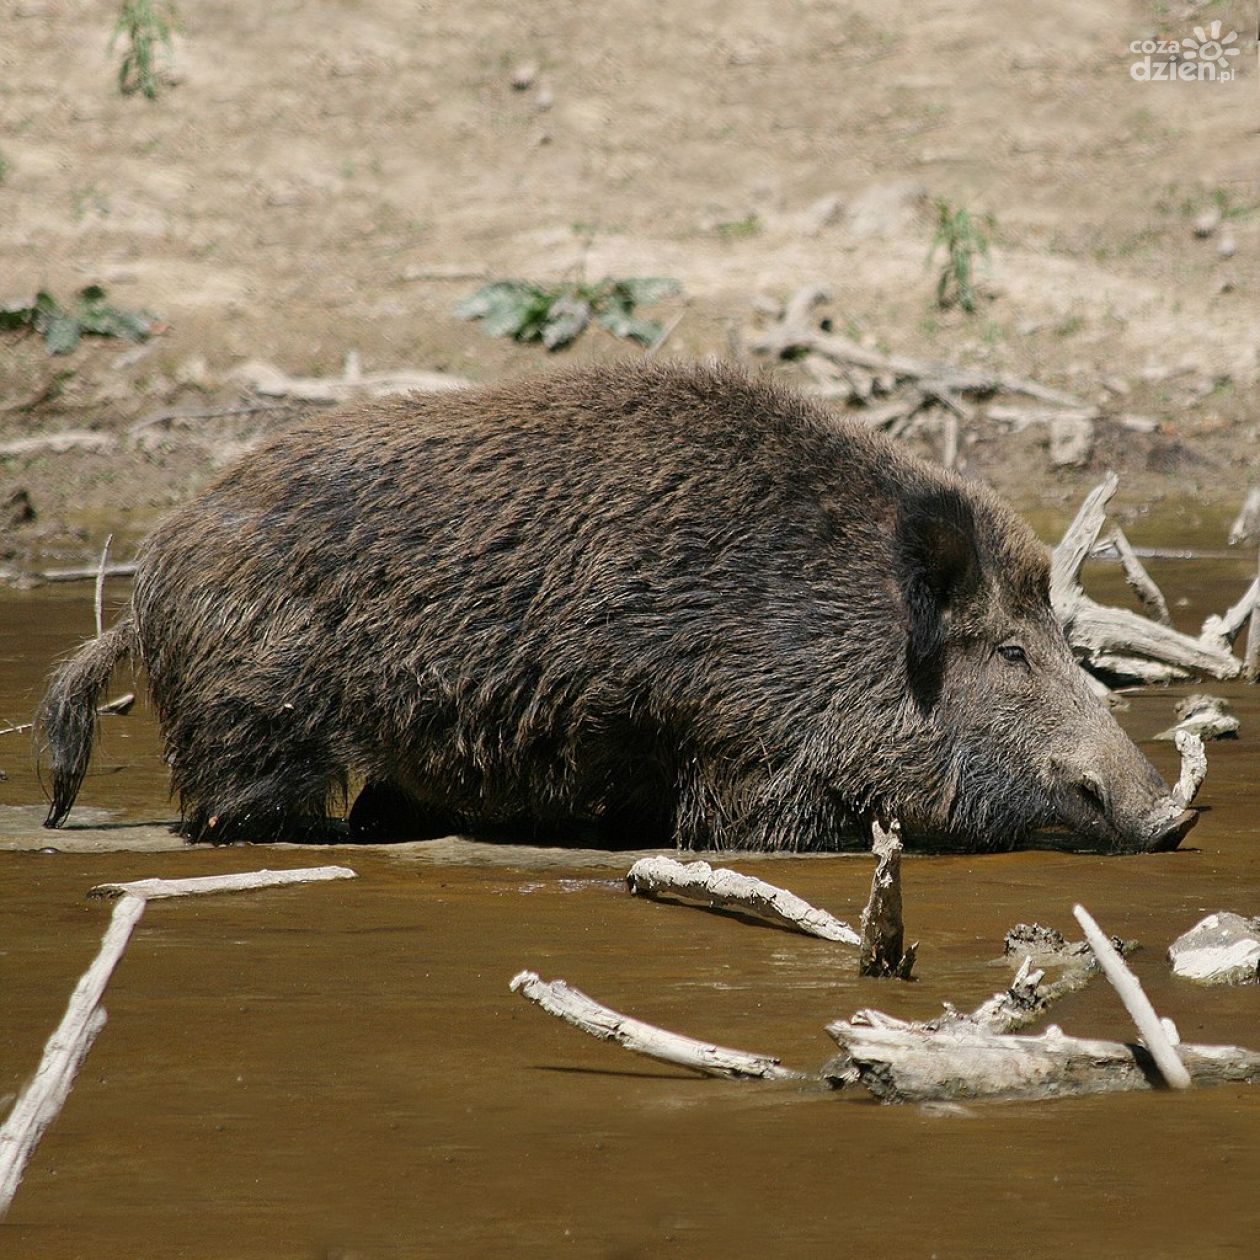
[1,0,1257,562]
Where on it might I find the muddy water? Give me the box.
[1,551,1258,1258]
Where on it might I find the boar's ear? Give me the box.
[895,487,981,707]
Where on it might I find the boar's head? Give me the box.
[892,485,1195,852]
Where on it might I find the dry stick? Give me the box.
[1200,575,1259,654]
[1051,476,1241,681]
[644,311,686,359]
[34,562,138,584]
[0,693,134,737]
[625,856,860,944]
[824,1019,1260,1104]
[1173,730,1207,807]
[0,866,358,1220]
[859,818,916,979]
[1227,487,1260,546]
[93,533,113,641]
[1072,904,1191,1089]
[1246,548,1260,684]
[509,971,802,1081]
[89,865,357,900]
[1108,527,1171,626]
[749,288,1089,410]
[0,893,145,1217]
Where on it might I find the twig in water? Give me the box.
[0,693,134,737]
[509,970,802,1080]
[625,856,859,943]
[94,533,113,640]
[1072,904,1191,1089]
[859,817,916,979]
[1108,527,1171,626]
[0,866,357,1219]
[1172,731,1207,807]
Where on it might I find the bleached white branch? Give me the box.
[510,970,802,1080]
[625,856,859,944]
[1073,904,1191,1089]
[89,865,357,900]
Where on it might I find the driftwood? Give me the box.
[0,895,142,1217]
[1072,904,1190,1088]
[89,865,357,900]
[1108,527,1171,625]
[1172,730,1207,807]
[822,906,1243,1102]
[1154,694,1239,742]
[0,692,133,737]
[625,856,859,943]
[824,1019,1260,1104]
[859,818,916,979]
[0,866,358,1219]
[1228,487,1260,545]
[1200,575,1259,655]
[0,432,117,458]
[751,286,1088,410]
[1169,913,1260,985]
[1246,549,1260,684]
[509,971,801,1080]
[93,534,112,640]
[233,353,470,403]
[31,562,138,584]
[1051,475,1242,683]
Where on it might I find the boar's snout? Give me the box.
[1055,755,1197,853]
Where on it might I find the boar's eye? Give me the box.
[996,644,1029,666]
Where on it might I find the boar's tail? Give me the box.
[37,610,136,828]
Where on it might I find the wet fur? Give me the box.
[41,360,1067,849]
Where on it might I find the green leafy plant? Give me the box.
[110,0,176,100]
[715,213,762,241]
[456,276,680,351]
[0,286,158,355]
[928,199,994,314]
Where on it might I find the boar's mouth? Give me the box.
[1054,774,1198,853]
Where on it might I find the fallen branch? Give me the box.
[0,894,145,1218]
[1246,549,1260,685]
[1108,527,1171,625]
[93,534,112,640]
[0,866,358,1219]
[1228,487,1260,546]
[1172,730,1207,807]
[509,970,801,1080]
[1072,904,1190,1088]
[1169,913,1260,985]
[128,402,295,436]
[30,562,138,584]
[824,1019,1260,1104]
[624,856,859,943]
[89,865,357,900]
[1200,576,1258,655]
[0,692,133,737]
[859,818,916,979]
[1051,475,1242,682]
[750,286,1089,410]
[0,432,118,458]
[234,353,470,403]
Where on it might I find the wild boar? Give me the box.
[38,360,1196,852]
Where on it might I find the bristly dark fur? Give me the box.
[35,359,1179,851]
